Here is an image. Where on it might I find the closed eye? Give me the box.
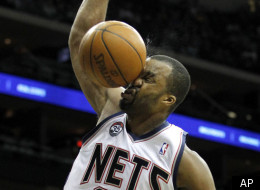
[142,71,155,83]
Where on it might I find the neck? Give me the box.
[126,112,167,136]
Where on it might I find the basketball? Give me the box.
[79,20,147,87]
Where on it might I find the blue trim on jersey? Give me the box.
[173,131,187,189]
[126,121,170,141]
[82,112,124,144]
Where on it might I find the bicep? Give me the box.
[177,146,216,190]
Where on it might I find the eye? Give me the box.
[143,75,155,83]
[141,71,155,83]
[144,77,152,82]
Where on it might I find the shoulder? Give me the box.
[176,145,216,190]
[97,110,126,127]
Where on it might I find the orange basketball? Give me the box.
[79,20,146,87]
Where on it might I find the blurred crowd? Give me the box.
[0,45,77,89]
[1,0,259,74]
[1,0,77,23]
[113,0,260,74]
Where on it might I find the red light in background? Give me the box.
[77,140,82,147]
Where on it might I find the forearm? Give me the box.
[69,0,110,53]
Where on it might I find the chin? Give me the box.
[120,101,142,116]
[120,99,137,113]
[119,99,129,111]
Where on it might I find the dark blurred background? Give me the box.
[0,0,259,189]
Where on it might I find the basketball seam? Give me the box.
[90,30,104,86]
[100,29,129,86]
[98,23,131,30]
[102,27,144,68]
[104,24,130,30]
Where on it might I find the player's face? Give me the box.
[120,58,172,114]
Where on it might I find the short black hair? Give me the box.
[149,55,191,112]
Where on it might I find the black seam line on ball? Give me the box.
[90,30,104,85]
[101,29,129,85]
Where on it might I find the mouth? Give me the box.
[121,87,139,103]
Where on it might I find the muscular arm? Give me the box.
[69,0,122,119]
[177,146,216,190]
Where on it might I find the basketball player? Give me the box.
[65,0,216,189]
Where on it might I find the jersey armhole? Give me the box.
[173,131,188,189]
[82,111,125,145]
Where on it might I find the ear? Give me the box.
[162,95,176,106]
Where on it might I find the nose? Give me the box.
[132,77,143,87]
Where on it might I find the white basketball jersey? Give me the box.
[64,112,187,190]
